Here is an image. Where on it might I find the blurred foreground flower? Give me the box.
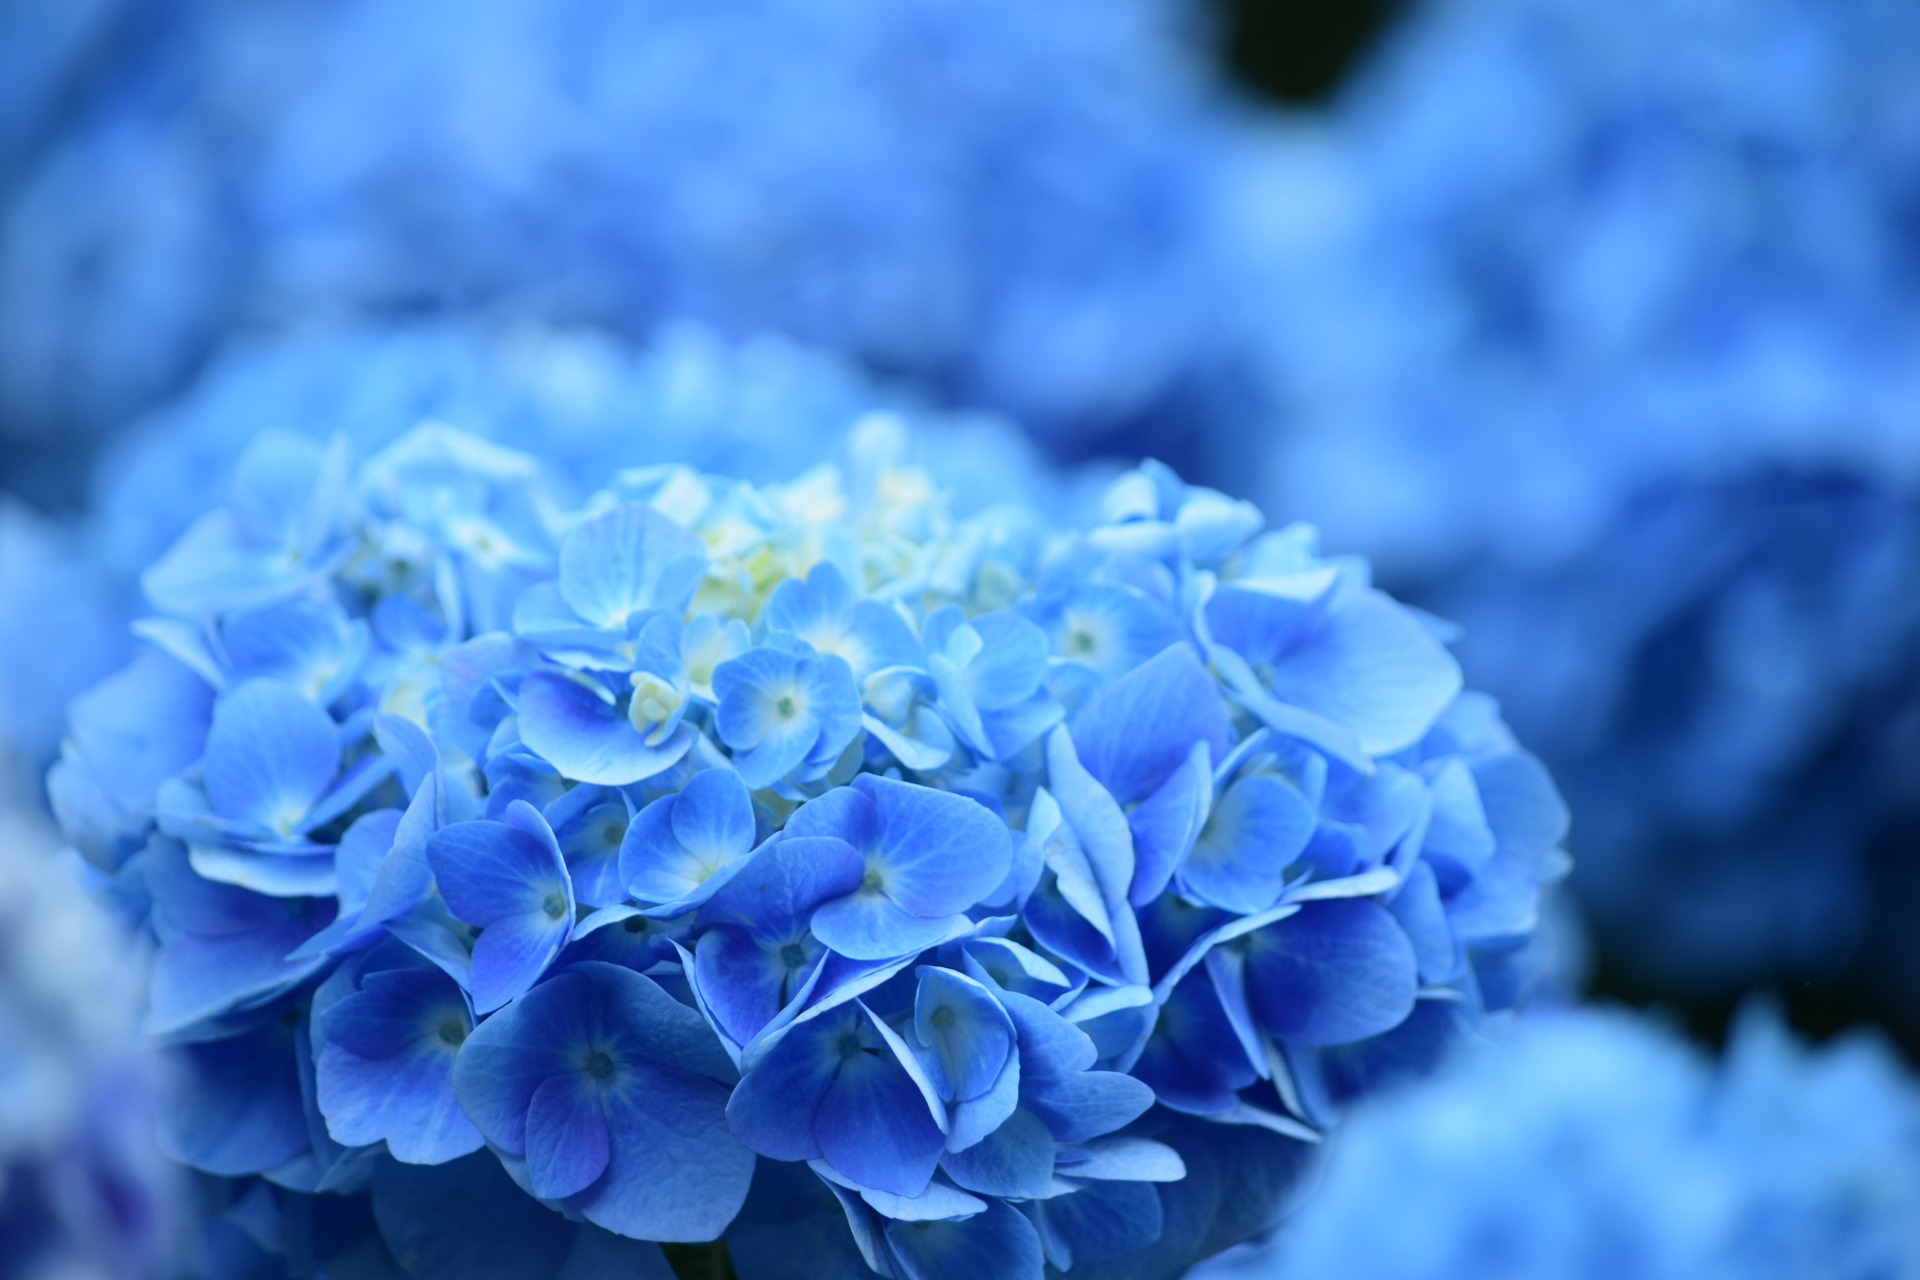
[1252,0,1920,1006]
[0,771,177,1280]
[1197,1006,1920,1280]
[49,395,1564,1276]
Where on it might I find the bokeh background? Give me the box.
[3,0,1918,1272]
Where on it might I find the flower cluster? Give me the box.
[1199,1007,1920,1280]
[0,0,1274,488]
[52,418,1565,1277]
[1245,0,1920,1003]
[0,791,177,1280]
[0,320,1073,789]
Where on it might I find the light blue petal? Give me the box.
[557,502,708,628]
[964,612,1049,710]
[857,774,1013,918]
[1265,590,1463,757]
[1069,643,1229,806]
[1179,772,1315,914]
[202,678,339,830]
[518,670,694,786]
[812,892,965,962]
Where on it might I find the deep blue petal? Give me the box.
[1245,898,1419,1046]
[885,1200,1045,1280]
[939,1106,1056,1199]
[526,1073,612,1200]
[814,1030,948,1197]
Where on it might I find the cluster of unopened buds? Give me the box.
[51,418,1566,1277]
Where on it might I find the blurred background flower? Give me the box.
[1193,1006,1920,1279]
[1243,0,1920,1049]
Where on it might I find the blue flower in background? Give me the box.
[0,0,1278,494]
[1194,1006,1920,1280]
[1246,0,1920,1013]
[42,373,1563,1278]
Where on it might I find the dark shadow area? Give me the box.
[1208,0,1408,104]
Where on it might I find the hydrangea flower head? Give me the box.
[51,397,1565,1276]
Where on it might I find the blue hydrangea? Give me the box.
[50,410,1564,1277]
[1195,1007,1920,1280]
[0,788,179,1280]
[0,320,1075,784]
[1248,0,1920,1001]
[0,0,1276,485]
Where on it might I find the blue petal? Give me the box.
[913,968,1015,1103]
[698,834,866,942]
[582,1055,755,1242]
[1244,899,1419,1046]
[320,1039,483,1164]
[1070,643,1228,805]
[694,924,819,1048]
[939,1107,1056,1198]
[549,790,632,909]
[1179,772,1315,914]
[470,911,574,1014]
[1268,590,1463,757]
[519,670,694,786]
[557,502,708,628]
[726,1008,846,1163]
[527,1074,612,1200]
[1033,1180,1162,1267]
[853,774,1013,918]
[811,893,965,962]
[1022,1071,1155,1145]
[371,1152,574,1280]
[1125,740,1213,907]
[620,767,755,905]
[1131,971,1260,1115]
[321,968,460,1060]
[145,843,331,1036]
[428,818,571,928]
[202,678,339,830]
[963,611,1049,710]
[160,1018,308,1176]
[884,1200,1044,1280]
[223,597,366,702]
[813,1020,948,1197]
